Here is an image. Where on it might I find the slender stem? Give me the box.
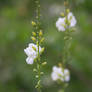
[63,0,71,67]
[35,0,42,92]
[37,33,41,92]
[62,1,71,92]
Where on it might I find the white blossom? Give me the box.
[56,12,77,31]
[51,66,70,82]
[56,17,66,31]
[24,43,42,64]
[64,69,70,82]
[68,12,77,27]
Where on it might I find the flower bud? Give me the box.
[32,46,36,51]
[35,75,39,78]
[37,80,41,85]
[60,12,65,17]
[39,30,43,36]
[32,32,36,36]
[64,36,69,40]
[42,62,47,66]
[31,37,36,42]
[66,9,70,14]
[32,21,36,26]
[35,85,38,88]
[40,72,44,75]
[41,47,45,53]
[33,68,37,72]
[40,37,45,43]
[64,1,68,6]
[58,63,62,67]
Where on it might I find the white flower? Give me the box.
[26,57,34,64]
[51,66,70,82]
[64,69,70,82]
[56,17,66,31]
[24,43,42,64]
[56,12,77,31]
[68,12,77,27]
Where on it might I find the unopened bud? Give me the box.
[64,1,68,6]
[40,72,44,75]
[64,36,69,40]
[32,46,36,51]
[66,9,70,14]
[40,37,45,43]
[42,62,47,66]
[32,21,36,26]
[60,12,65,17]
[31,37,36,41]
[35,75,39,78]
[33,68,37,72]
[39,30,43,36]
[35,85,38,88]
[58,63,62,67]
[32,32,36,36]
[41,47,45,53]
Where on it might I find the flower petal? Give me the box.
[26,57,34,64]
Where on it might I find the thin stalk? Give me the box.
[37,34,41,92]
[35,0,42,92]
[62,1,71,92]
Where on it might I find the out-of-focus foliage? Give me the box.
[0,0,92,92]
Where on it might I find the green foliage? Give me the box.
[0,0,92,92]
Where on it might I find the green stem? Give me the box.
[63,29,70,65]
[62,1,71,92]
[37,34,41,92]
[35,0,42,92]
[63,0,71,67]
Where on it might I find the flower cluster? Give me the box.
[24,0,47,91]
[51,66,70,82]
[24,43,42,64]
[53,1,77,91]
[56,12,77,31]
[24,0,77,92]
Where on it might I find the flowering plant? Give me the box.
[51,66,70,82]
[51,1,77,92]
[24,0,46,92]
[24,0,77,92]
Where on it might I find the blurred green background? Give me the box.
[0,0,92,92]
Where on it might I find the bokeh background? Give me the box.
[0,0,92,92]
